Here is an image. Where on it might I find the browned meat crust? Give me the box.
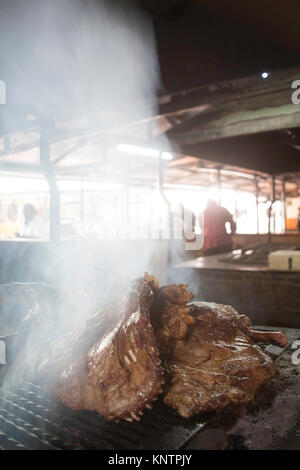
[39,274,164,422]
[162,301,279,418]
[159,284,195,306]
[249,329,289,348]
[150,284,195,357]
[39,278,288,422]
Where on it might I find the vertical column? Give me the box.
[217,167,222,204]
[282,178,287,233]
[123,183,129,239]
[272,175,276,234]
[255,175,259,234]
[268,175,275,242]
[158,151,169,239]
[40,118,60,242]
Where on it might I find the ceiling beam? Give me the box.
[167,67,300,144]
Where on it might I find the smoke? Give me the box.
[0,0,180,396]
[0,0,162,121]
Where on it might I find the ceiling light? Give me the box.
[117,144,172,160]
[261,72,270,79]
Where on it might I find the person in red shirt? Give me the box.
[201,199,236,256]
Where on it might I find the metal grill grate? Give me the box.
[0,331,288,450]
[0,382,207,450]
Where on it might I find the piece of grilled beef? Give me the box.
[155,288,288,418]
[149,283,196,357]
[40,278,288,422]
[39,274,164,422]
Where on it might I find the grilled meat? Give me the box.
[249,329,288,348]
[159,295,285,418]
[150,284,195,357]
[40,278,288,422]
[190,301,288,348]
[39,274,164,422]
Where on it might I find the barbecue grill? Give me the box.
[0,282,210,450]
[0,278,295,451]
[0,327,291,451]
[0,382,207,450]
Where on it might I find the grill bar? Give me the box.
[0,382,207,450]
[0,397,82,450]
[2,389,111,450]
[0,338,286,450]
[0,411,56,450]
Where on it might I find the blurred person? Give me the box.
[201,199,236,256]
[4,202,20,239]
[17,204,47,238]
[7,202,18,223]
[298,207,300,232]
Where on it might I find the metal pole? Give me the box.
[217,167,221,204]
[158,151,173,271]
[282,178,287,233]
[255,175,259,234]
[272,175,276,234]
[158,152,171,239]
[123,183,129,239]
[40,118,60,242]
[268,175,275,242]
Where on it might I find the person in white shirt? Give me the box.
[20,204,47,238]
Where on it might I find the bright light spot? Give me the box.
[161,152,173,161]
[0,177,123,194]
[57,180,123,191]
[117,144,173,160]
[261,72,269,79]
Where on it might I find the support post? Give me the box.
[217,167,222,204]
[282,178,287,233]
[158,152,172,239]
[40,118,60,242]
[272,175,276,234]
[255,175,259,234]
[158,151,174,271]
[268,175,275,242]
[123,183,129,239]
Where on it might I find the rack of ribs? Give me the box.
[39,274,164,422]
[39,275,288,421]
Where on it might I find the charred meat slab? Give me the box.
[39,274,164,422]
[39,277,288,422]
[157,290,286,418]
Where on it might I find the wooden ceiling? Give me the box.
[142,0,300,92]
[1,0,300,191]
